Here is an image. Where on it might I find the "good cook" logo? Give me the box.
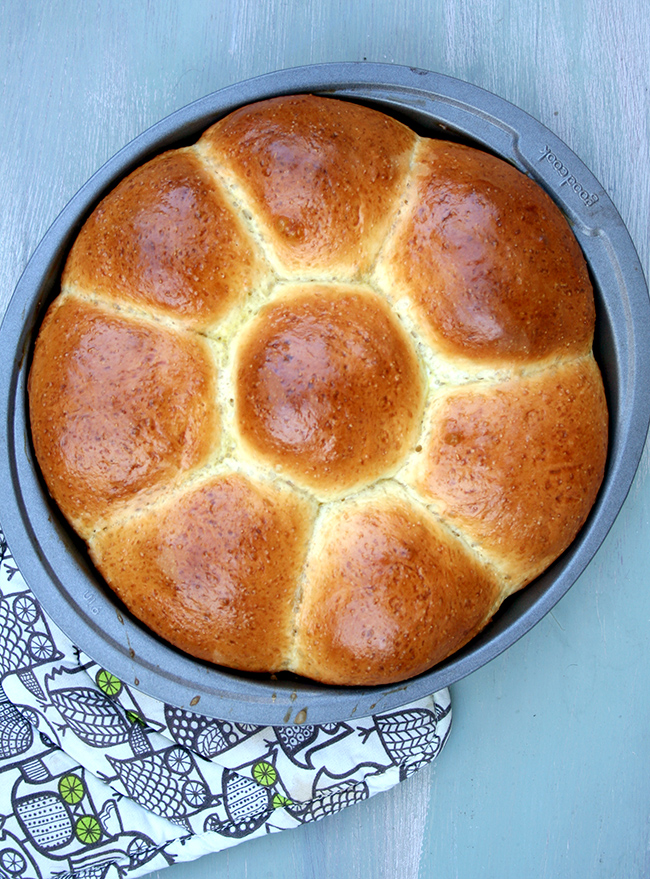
[540,145,599,207]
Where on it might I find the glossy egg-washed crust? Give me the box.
[28,94,608,686]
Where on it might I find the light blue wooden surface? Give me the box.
[1,1,649,876]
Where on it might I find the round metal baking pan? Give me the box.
[1,63,649,725]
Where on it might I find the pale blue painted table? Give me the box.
[2,2,649,876]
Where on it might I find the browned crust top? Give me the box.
[234,284,425,497]
[200,94,417,276]
[28,296,219,534]
[376,140,595,365]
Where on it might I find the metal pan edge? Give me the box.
[1,62,649,725]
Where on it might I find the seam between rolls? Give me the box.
[282,499,327,674]
[364,133,423,283]
[58,279,229,343]
[191,141,282,275]
[378,476,522,594]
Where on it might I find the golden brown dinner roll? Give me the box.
[199,93,417,278]
[373,138,596,367]
[293,488,504,686]
[404,357,608,586]
[28,94,608,686]
[89,471,316,672]
[63,149,272,332]
[232,283,425,498]
[28,294,220,537]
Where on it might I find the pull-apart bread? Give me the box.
[28,95,608,686]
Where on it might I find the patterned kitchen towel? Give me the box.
[0,527,451,879]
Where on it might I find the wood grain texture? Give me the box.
[1,1,649,877]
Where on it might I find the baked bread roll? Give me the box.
[28,94,608,686]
